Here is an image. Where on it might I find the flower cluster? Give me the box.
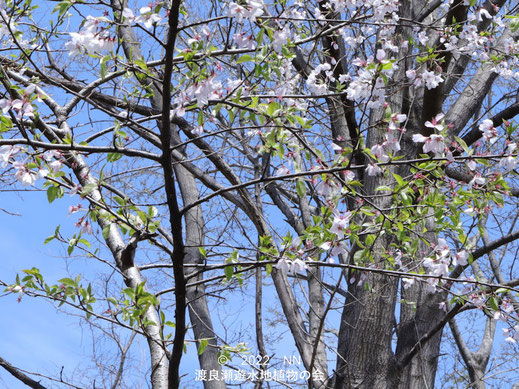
[172,74,223,117]
[412,113,447,156]
[366,113,407,176]
[402,238,468,291]
[274,237,308,274]
[226,0,264,23]
[0,84,45,119]
[122,6,162,28]
[65,15,115,56]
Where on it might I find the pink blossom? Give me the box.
[468,173,486,189]
[433,238,450,258]
[191,125,204,136]
[0,145,21,167]
[243,0,264,22]
[376,49,386,62]
[342,170,355,181]
[227,3,246,23]
[76,217,93,235]
[330,211,352,239]
[12,161,37,186]
[48,160,63,173]
[424,113,445,132]
[273,26,290,52]
[371,143,389,162]
[412,133,445,155]
[455,250,469,266]
[422,70,443,90]
[366,162,383,176]
[227,0,264,23]
[274,256,307,274]
[68,204,83,216]
[331,241,348,257]
[122,8,136,22]
[137,7,162,28]
[275,165,290,176]
[233,32,256,50]
[315,177,338,198]
[402,277,415,289]
[499,155,517,171]
[479,119,497,144]
[69,183,81,196]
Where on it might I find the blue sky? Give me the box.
[0,190,91,388]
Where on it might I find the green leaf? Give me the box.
[102,225,111,240]
[81,183,97,197]
[114,196,126,206]
[393,173,405,187]
[267,102,279,116]
[59,277,76,287]
[107,153,122,162]
[237,55,253,64]
[78,238,91,248]
[224,265,233,281]
[454,136,470,154]
[147,206,158,218]
[488,296,499,311]
[134,58,148,71]
[47,185,58,203]
[100,61,107,79]
[198,338,208,355]
[296,180,306,197]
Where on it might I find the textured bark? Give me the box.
[174,162,226,389]
[53,121,170,389]
[335,126,401,389]
[335,273,400,389]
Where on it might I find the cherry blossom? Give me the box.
[454,250,469,266]
[68,204,83,216]
[412,133,445,156]
[233,32,256,50]
[76,217,93,235]
[433,238,450,258]
[422,70,443,90]
[12,161,47,186]
[69,183,81,196]
[273,26,290,52]
[321,240,348,258]
[499,155,517,171]
[342,170,355,181]
[306,63,334,95]
[366,162,383,176]
[371,143,389,162]
[227,0,264,23]
[479,119,497,144]
[65,30,115,56]
[330,211,352,239]
[274,256,308,274]
[122,7,136,21]
[275,165,290,176]
[315,176,339,198]
[468,173,486,189]
[137,7,162,28]
[402,277,415,289]
[424,113,445,132]
[191,125,204,136]
[0,145,21,167]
